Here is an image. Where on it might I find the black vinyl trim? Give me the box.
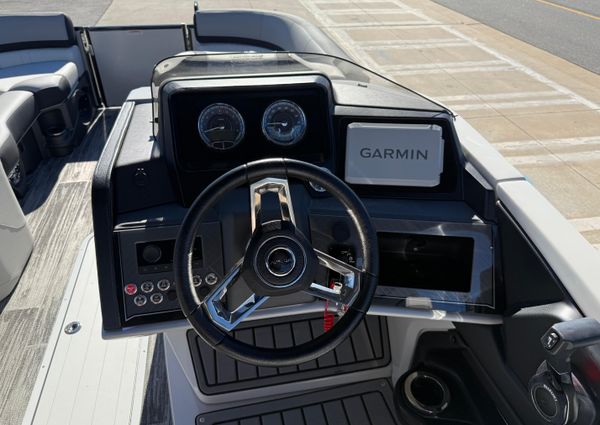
[496,203,574,314]
[63,14,77,43]
[92,101,135,330]
[191,13,283,52]
[87,24,186,31]
[0,40,75,53]
[195,35,283,51]
[0,14,76,52]
[192,10,351,60]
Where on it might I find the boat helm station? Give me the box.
[1,8,600,425]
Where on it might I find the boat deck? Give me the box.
[0,109,171,425]
[22,238,170,425]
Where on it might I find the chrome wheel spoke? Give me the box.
[250,177,296,232]
[204,262,269,331]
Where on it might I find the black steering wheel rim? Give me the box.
[174,158,378,367]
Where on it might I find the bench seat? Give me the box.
[0,91,36,176]
[0,60,78,92]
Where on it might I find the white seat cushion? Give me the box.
[0,61,78,93]
[0,91,36,173]
[0,91,36,139]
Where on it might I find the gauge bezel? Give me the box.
[261,100,307,146]
[197,103,245,151]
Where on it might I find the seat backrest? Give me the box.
[0,14,84,81]
[0,13,76,53]
[193,10,350,60]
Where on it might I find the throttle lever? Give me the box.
[529,318,600,425]
[543,318,600,378]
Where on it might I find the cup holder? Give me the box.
[77,91,93,126]
[402,371,450,416]
[38,109,74,156]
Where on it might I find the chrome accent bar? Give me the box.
[203,263,269,331]
[250,177,296,232]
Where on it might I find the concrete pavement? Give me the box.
[433,0,600,74]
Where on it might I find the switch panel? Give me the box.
[117,223,224,321]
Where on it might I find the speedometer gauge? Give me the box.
[198,103,245,150]
[262,100,307,146]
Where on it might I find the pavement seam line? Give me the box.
[304,0,600,115]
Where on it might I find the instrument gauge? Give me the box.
[262,100,307,146]
[198,103,245,150]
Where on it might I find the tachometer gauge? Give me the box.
[198,103,245,150]
[262,100,307,146]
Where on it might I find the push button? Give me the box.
[150,293,163,305]
[192,275,202,287]
[133,295,147,306]
[124,283,137,296]
[205,273,218,286]
[157,279,170,291]
[140,281,154,293]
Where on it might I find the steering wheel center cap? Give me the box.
[265,246,296,277]
[242,228,317,297]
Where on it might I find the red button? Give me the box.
[124,283,137,296]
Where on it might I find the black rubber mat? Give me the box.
[187,315,390,395]
[196,379,400,425]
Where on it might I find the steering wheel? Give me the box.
[174,158,378,367]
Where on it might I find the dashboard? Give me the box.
[94,68,499,332]
[171,84,331,170]
[162,76,335,205]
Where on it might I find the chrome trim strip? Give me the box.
[203,263,270,332]
[250,177,296,232]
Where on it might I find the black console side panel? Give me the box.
[463,162,496,221]
[113,102,177,213]
[92,100,135,330]
[187,315,390,395]
[197,379,399,425]
[455,323,546,425]
[496,204,569,313]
